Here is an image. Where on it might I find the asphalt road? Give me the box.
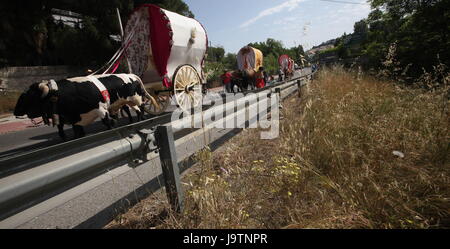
[0,68,310,159]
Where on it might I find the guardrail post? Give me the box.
[156,125,184,212]
[275,88,283,110]
[275,88,281,99]
[297,80,302,98]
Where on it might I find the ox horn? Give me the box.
[39,81,50,98]
[147,94,160,110]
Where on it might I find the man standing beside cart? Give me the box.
[278,68,284,82]
[263,68,268,87]
[255,67,266,89]
[221,70,233,93]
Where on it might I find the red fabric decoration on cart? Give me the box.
[278,54,290,66]
[163,75,171,88]
[147,4,173,87]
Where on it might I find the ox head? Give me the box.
[241,68,257,79]
[14,81,55,119]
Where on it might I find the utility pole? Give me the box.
[116,8,133,74]
[209,40,212,61]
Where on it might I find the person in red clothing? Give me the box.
[255,67,266,89]
[220,70,232,93]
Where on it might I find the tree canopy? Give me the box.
[248,38,305,75]
[0,0,194,68]
[330,0,449,82]
[202,39,307,85]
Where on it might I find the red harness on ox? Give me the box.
[87,76,111,104]
[101,90,110,103]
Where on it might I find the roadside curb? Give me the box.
[0,117,44,134]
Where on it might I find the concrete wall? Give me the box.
[0,66,86,91]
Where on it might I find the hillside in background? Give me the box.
[310,0,449,85]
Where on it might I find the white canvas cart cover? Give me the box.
[278,54,290,71]
[237,46,263,71]
[124,4,208,87]
[288,58,294,71]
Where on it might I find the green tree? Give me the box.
[328,0,449,83]
[248,38,306,74]
[0,0,194,68]
[264,53,279,75]
[222,53,237,70]
[207,46,225,63]
[134,0,194,17]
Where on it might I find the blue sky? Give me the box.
[183,0,372,53]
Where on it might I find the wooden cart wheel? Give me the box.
[142,93,171,115]
[173,64,202,113]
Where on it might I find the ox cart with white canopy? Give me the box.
[237,46,263,73]
[235,46,264,89]
[119,4,208,114]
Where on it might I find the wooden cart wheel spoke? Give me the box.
[173,65,203,113]
[175,90,186,99]
[175,80,185,89]
[178,93,187,106]
[187,80,199,88]
[177,75,186,86]
[181,69,188,84]
[188,92,195,101]
[186,69,193,82]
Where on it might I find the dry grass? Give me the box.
[108,66,449,229]
[0,91,20,115]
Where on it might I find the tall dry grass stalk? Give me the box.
[378,41,449,90]
[109,66,449,229]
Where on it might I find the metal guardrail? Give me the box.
[0,113,172,178]
[0,70,314,227]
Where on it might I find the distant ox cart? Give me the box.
[278,54,295,80]
[234,46,264,90]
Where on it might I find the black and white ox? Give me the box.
[14,74,151,140]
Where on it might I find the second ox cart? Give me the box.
[235,45,264,90]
